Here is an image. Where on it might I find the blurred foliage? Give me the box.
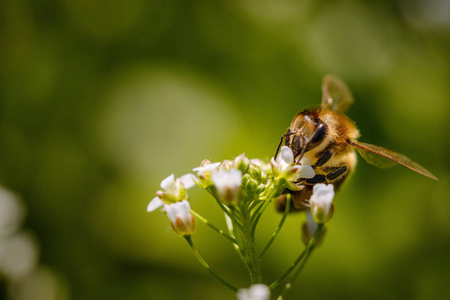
[1,0,450,299]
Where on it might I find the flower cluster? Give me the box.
[146,146,337,299]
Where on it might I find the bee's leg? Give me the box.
[275,187,313,212]
[305,165,348,184]
[305,174,326,184]
[314,150,332,167]
[326,166,348,181]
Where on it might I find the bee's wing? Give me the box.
[321,75,354,112]
[350,140,438,180]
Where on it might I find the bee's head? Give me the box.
[286,109,328,157]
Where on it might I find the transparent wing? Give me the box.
[350,140,438,180]
[321,75,354,112]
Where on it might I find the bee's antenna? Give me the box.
[295,135,311,164]
[295,146,307,164]
[274,130,294,159]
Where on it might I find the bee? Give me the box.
[276,75,438,212]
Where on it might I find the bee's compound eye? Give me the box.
[311,123,327,144]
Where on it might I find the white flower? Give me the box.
[271,146,315,186]
[211,169,242,206]
[164,200,195,236]
[192,161,221,186]
[237,284,270,300]
[309,184,335,223]
[147,174,195,212]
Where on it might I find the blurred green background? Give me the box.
[1,0,450,299]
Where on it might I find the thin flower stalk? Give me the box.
[259,194,291,257]
[190,209,237,244]
[277,246,315,300]
[184,236,238,292]
[269,223,324,290]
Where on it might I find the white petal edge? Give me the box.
[279,146,294,164]
[312,183,335,200]
[297,165,315,179]
[192,162,220,173]
[147,197,165,212]
[179,174,196,189]
[160,174,175,190]
[164,200,191,223]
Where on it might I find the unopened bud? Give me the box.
[219,160,233,171]
[248,164,262,182]
[233,153,250,174]
[245,177,259,197]
[200,159,211,167]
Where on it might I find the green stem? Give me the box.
[226,213,249,266]
[277,246,314,299]
[269,223,324,290]
[249,201,265,222]
[235,203,262,284]
[250,182,282,236]
[191,210,238,245]
[184,236,238,292]
[214,198,244,231]
[259,194,291,257]
[247,197,263,213]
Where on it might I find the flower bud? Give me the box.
[218,160,233,171]
[244,176,258,197]
[164,200,196,236]
[233,153,250,174]
[309,184,335,224]
[251,159,272,178]
[199,159,211,167]
[211,169,242,206]
[248,164,262,183]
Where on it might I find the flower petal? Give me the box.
[211,169,242,206]
[147,197,165,212]
[309,184,335,223]
[312,183,335,201]
[279,146,294,164]
[160,174,175,190]
[164,200,195,236]
[179,174,195,189]
[297,165,315,179]
[192,162,220,174]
